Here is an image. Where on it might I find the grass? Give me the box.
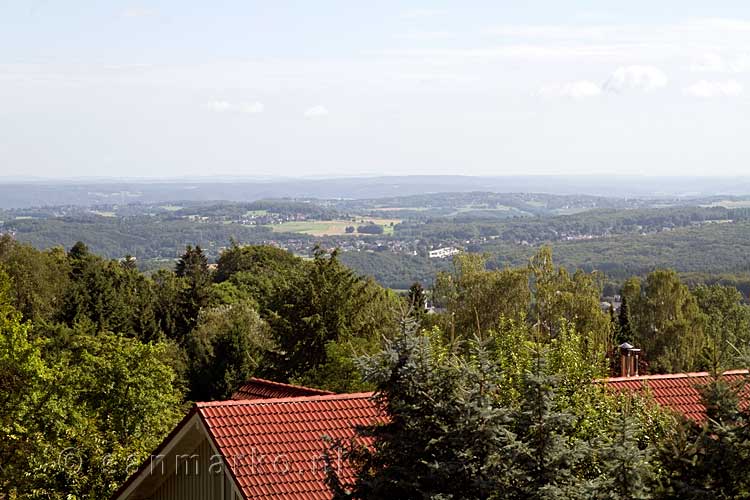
[267,218,401,236]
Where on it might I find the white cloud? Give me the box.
[538,80,602,99]
[683,80,743,98]
[238,102,264,114]
[304,105,329,117]
[603,66,668,93]
[206,100,232,112]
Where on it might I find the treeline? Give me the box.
[340,251,449,290]
[0,236,400,498]
[395,206,745,244]
[173,199,340,219]
[6,216,274,261]
[343,220,750,289]
[333,191,645,218]
[427,251,750,374]
[484,220,750,281]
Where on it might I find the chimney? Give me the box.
[619,342,640,377]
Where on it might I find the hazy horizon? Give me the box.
[2,1,750,179]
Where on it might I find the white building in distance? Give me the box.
[428,247,460,259]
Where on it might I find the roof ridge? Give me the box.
[602,369,749,382]
[244,377,334,395]
[197,391,375,407]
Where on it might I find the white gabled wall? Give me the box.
[114,412,243,500]
[149,437,223,500]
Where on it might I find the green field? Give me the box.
[701,200,750,209]
[267,218,401,236]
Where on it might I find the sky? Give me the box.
[1,1,750,179]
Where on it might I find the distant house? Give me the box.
[428,246,460,259]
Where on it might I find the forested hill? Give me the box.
[4,195,750,289]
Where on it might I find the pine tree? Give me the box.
[407,281,426,324]
[617,295,632,345]
[510,347,589,500]
[328,325,520,499]
[594,405,654,500]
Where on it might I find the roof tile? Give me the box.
[231,378,334,401]
[198,392,381,500]
[603,369,750,422]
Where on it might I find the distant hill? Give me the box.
[3,175,750,208]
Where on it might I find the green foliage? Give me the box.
[185,301,275,401]
[693,284,750,370]
[171,245,214,343]
[434,252,531,337]
[61,242,162,341]
[0,282,184,499]
[657,373,750,499]
[617,295,632,345]
[4,232,750,498]
[623,271,707,373]
[261,248,399,389]
[214,242,299,285]
[406,281,427,324]
[510,350,590,499]
[329,325,520,499]
[331,324,661,500]
[0,235,70,323]
[530,247,612,355]
[593,408,655,500]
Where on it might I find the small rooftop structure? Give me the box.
[231,377,334,400]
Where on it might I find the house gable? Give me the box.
[113,411,243,500]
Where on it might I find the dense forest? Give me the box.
[2,235,750,497]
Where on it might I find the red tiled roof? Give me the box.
[231,377,334,400]
[199,392,380,499]
[602,369,750,422]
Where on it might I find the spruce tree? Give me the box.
[328,325,520,499]
[617,295,632,345]
[594,406,654,500]
[510,347,589,500]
